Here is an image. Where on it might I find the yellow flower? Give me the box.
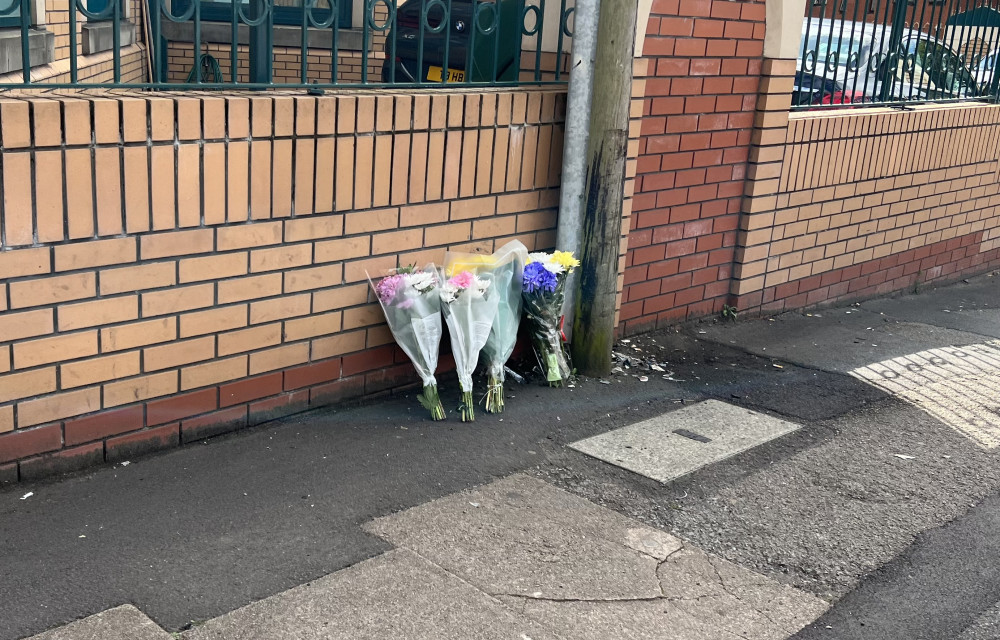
[552,251,580,270]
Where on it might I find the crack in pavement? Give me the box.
[498,591,743,605]
[495,594,668,604]
[495,592,756,640]
[706,554,786,631]
[654,541,687,598]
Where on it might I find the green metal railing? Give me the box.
[0,0,573,89]
[794,0,1000,110]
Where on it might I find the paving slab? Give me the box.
[498,597,745,640]
[26,605,171,640]
[657,546,827,639]
[367,475,826,639]
[568,400,801,484]
[497,543,827,640]
[182,549,558,640]
[367,474,670,600]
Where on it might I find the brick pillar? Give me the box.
[619,0,766,335]
[730,57,795,314]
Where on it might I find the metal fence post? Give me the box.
[249,0,273,84]
[877,0,909,102]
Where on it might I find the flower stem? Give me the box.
[459,391,475,422]
[417,384,446,421]
[484,375,504,414]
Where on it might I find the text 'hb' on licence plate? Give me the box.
[427,66,465,82]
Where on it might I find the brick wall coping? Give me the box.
[0,85,567,102]
[789,100,1000,122]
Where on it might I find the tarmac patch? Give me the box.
[567,400,802,484]
[850,340,1000,448]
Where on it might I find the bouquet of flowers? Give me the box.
[440,268,500,421]
[368,265,446,420]
[522,250,580,387]
[445,241,528,414]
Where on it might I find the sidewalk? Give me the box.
[5,272,1000,640]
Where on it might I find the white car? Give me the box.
[799,19,981,103]
[973,50,999,86]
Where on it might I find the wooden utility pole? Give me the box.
[570,0,638,376]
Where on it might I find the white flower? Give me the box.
[474,276,491,295]
[404,271,436,293]
[440,283,459,303]
[528,252,564,274]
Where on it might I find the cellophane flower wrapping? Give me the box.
[367,265,445,420]
[522,250,580,387]
[445,241,528,413]
[439,267,500,421]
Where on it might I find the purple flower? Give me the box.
[523,261,558,294]
[375,274,404,303]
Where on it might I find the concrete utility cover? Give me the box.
[851,340,1000,448]
[569,400,802,484]
[26,605,172,640]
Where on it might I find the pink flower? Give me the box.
[375,274,404,303]
[447,271,475,289]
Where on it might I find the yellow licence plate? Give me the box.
[427,66,465,82]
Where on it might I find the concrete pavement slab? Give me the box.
[25,605,171,640]
[502,543,827,640]
[657,546,826,640]
[367,475,826,639]
[498,597,754,640]
[568,400,801,483]
[366,474,670,600]
[183,549,558,640]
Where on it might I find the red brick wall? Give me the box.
[620,0,765,335]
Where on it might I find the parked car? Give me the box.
[381,0,521,83]
[793,71,865,107]
[973,49,999,85]
[798,19,981,103]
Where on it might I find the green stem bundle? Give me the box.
[459,391,475,422]
[417,384,446,421]
[484,375,504,413]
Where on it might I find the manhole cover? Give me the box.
[569,400,801,483]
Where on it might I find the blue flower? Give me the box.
[523,261,558,294]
